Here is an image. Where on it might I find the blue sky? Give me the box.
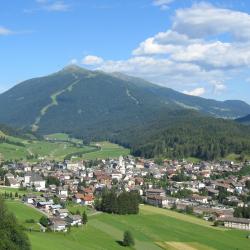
[1,0,250,103]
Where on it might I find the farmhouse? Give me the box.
[220,217,250,230]
[146,195,169,208]
[146,189,166,197]
[50,218,67,232]
[55,208,69,218]
[65,215,82,226]
[24,172,45,191]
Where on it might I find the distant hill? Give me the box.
[236,114,250,124]
[0,124,24,138]
[1,66,250,159]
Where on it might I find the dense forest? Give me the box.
[95,190,140,215]
[112,113,250,160]
[0,197,30,250]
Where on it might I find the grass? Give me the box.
[0,130,6,137]
[66,203,95,215]
[0,186,41,196]
[5,200,250,250]
[185,157,201,164]
[0,133,129,161]
[82,141,130,160]
[44,133,70,141]
[223,153,250,162]
[6,200,42,231]
[44,133,83,144]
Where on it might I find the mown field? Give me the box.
[0,132,129,161]
[82,141,130,160]
[5,200,250,250]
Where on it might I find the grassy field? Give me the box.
[44,133,83,144]
[0,186,41,196]
[82,141,130,160]
[5,200,250,250]
[0,132,129,161]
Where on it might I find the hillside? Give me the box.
[236,114,250,124]
[4,200,250,250]
[1,66,250,160]
[0,66,250,134]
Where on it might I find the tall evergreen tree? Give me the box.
[0,197,30,250]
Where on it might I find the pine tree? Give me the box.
[82,211,88,224]
[123,230,135,247]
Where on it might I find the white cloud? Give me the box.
[97,56,224,91]
[183,87,205,96]
[76,4,250,98]
[34,0,70,12]
[173,3,250,41]
[153,0,174,10]
[0,26,13,36]
[133,30,202,56]
[44,1,70,12]
[82,55,104,65]
[210,80,226,94]
[69,58,78,65]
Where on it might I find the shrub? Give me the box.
[25,219,35,223]
[123,230,135,247]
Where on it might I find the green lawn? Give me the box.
[66,203,95,215]
[5,201,250,250]
[0,186,41,196]
[6,200,42,231]
[82,141,130,160]
[0,134,129,162]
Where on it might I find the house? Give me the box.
[219,217,250,230]
[23,194,37,204]
[146,189,166,197]
[37,201,53,208]
[111,171,123,181]
[82,195,94,206]
[8,178,20,188]
[190,194,208,204]
[65,215,82,226]
[146,195,168,208]
[73,193,85,204]
[5,173,15,180]
[50,218,67,232]
[55,208,69,218]
[24,172,46,191]
[58,187,68,197]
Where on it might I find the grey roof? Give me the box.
[30,173,44,182]
[220,217,250,224]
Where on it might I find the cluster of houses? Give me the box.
[1,156,250,230]
[24,193,83,232]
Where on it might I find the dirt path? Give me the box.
[32,73,80,132]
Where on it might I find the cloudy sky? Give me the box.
[1,0,250,103]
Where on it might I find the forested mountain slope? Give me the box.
[1,66,250,159]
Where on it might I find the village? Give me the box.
[1,156,250,232]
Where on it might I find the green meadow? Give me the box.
[82,141,130,160]
[5,200,250,250]
[0,131,129,162]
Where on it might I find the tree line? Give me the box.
[234,206,250,218]
[95,190,140,215]
[113,115,250,160]
[0,197,30,250]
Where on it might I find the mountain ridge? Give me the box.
[1,66,250,160]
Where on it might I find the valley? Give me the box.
[0,131,128,162]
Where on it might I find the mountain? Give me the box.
[0,65,249,132]
[1,65,250,160]
[236,114,250,124]
[113,72,250,119]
